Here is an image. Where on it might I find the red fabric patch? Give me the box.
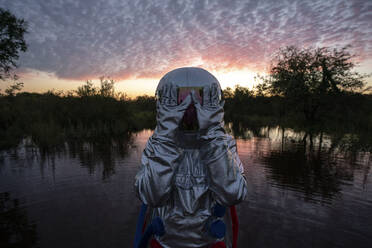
[230,206,239,248]
[150,238,163,248]
[210,241,227,248]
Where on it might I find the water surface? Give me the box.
[0,128,371,248]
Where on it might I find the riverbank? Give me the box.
[1,89,371,153]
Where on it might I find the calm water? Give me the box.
[1,127,371,248]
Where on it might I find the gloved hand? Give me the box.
[135,84,193,207]
[191,83,225,138]
[153,83,193,142]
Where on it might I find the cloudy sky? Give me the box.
[1,0,371,96]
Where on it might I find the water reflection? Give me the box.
[1,136,133,180]
[0,127,371,247]
[232,124,371,204]
[262,145,345,203]
[232,125,372,248]
[66,138,133,180]
[0,192,38,248]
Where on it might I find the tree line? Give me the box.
[223,46,372,138]
[0,83,156,151]
[1,74,371,151]
[0,7,371,152]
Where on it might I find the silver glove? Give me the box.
[153,82,193,142]
[135,82,193,207]
[191,84,247,206]
[191,84,225,139]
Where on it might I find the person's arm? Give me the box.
[200,133,247,206]
[191,86,247,206]
[135,136,181,207]
[134,83,192,207]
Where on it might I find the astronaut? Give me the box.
[135,67,247,248]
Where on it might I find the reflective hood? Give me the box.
[156,67,222,105]
[155,67,223,147]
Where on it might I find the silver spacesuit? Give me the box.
[135,67,247,248]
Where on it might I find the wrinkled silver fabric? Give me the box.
[135,67,247,248]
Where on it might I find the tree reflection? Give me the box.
[66,137,133,180]
[3,135,133,181]
[0,192,38,248]
[231,124,372,203]
[262,144,346,203]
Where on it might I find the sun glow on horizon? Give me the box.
[116,68,265,98]
[116,78,158,98]
[10,68,266,98]
[7,66,370,98]
[212,68,265,90]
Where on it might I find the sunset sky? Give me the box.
[0,0,371,97]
